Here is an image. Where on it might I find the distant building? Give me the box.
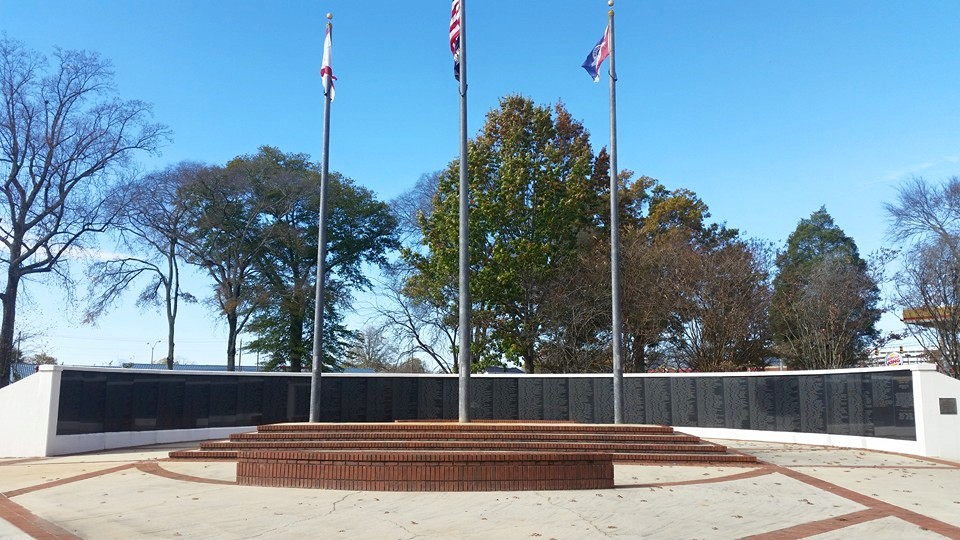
[483,366,525,374]
[124,363,263,372]
[123,364,376,374]
[7,362,38,384]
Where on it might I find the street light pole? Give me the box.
[148,340,161,364]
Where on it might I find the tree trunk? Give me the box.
[289,311,304,372]
[522,342,536,374]
[226,311,238,371]
[0,273,20,389]
[165,240,178,371]
[165,309,176,371]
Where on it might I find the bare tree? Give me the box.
[895,237,960,377]
[886,176,960,261]
[368,263,455,373]
[0,37,167,386]
[886,176,960,378]
[773,255,881,369]
[84,163,200,369]
[668,239,773,372]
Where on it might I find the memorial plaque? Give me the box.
[773,376,801,432]
[76,372,108,434]
[869,372,897,433]
[157,377,187,429]
[391,378,419,420]
[848,373,874,437]
[671,377,697,426]
[56,373,84,434]
[748,377,776,431]
[133,376,162,429]
[492,377,519,420]
[644,378,672,425]
[318,377,341,422]
[339,378,367,422]
[594,378,615,424]
[843,374,865,436]
[723,377,750,429]
[105,374,136,431]
[441,378,459,419]
[365,377,391,422]
[940,398,958,415]
[825,374,850,435]
[470,378,494,420]
[893,372,916,439]
[239,377,265,427]
[518,378,544,420]
[416,378,445,420]
[568,378,595,422]
[260,378,287,424]
[696,377,725,428]
[623,377,645,424]
[798,375,826,433]
[543,378,569,421]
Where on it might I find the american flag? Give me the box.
[450,0,461,81]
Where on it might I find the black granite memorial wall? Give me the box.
[55,369,917,441]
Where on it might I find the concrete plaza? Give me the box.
[1,439,959,539]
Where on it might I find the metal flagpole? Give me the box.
[607,0,625,424]
[309,13,334,423]
[457,0,472,423]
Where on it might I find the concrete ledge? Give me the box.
[47,426,256,456]
[236,451,614,491]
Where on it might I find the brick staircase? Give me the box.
[170,422,756,465]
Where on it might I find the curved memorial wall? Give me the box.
[55,368,916,441]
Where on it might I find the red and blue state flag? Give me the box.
[582,26,611,82]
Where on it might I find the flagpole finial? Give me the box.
[608,0,613,6]
[326,12,332,20]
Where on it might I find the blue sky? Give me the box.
[2,1,958,366]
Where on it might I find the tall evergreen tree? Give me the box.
[771,207,880,369]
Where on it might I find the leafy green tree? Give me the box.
[666,238,773,372]
[177,163,275,370]
[771,207,880,369]
[240,147,397,372]
[405,96,596,373]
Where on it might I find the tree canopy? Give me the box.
[0,37,167,386]
[771,207,880,369]
[402,95,767,374]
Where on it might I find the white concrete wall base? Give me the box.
[46,426,256,457]
[914,369,960,460]
[0,367,59,458]
[679,426,924,456]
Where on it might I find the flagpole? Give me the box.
[607,0,625,424]
[457,0,472,423]
[309,12,334,423]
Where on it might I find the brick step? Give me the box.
[229,431,702,443]
[198,440,727,453]
[255,422,676,434]
[167,422,760,486]
[170,448,756,465]
[612,452,758,464]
